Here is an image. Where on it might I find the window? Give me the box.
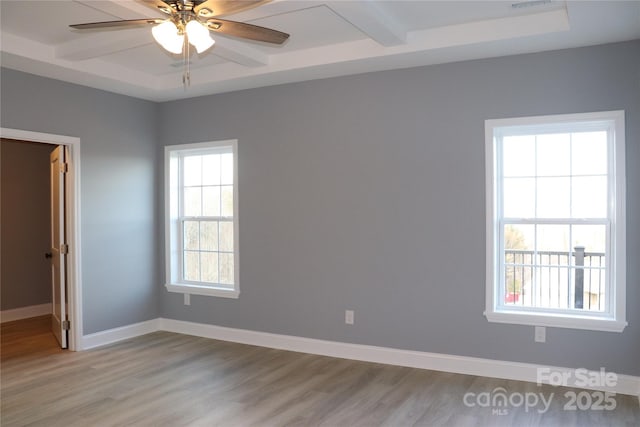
[165,140,239,298]
[485,111,626,331]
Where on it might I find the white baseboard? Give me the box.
[80,317,640,397]
[81,318,160,350]
[158,318,640,397]
[1,303,51,323]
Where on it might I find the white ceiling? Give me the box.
[1,0,639,102]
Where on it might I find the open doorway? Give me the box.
[1,140,59,354]
[0,128,82,351]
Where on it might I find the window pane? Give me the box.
[572,224,606,255]
[202,154,221,186]
[577,265,605,312]
[504,265,521,305]
[219,253,234,285]
[184,187,202,216]
[535,223,571,309]
[572,225,607,311]
[221,153,233,185]
[184,251,200,281]
[534,266,570,309]
[202,186,221,217]
[536,133,570,177]
[503,224,534,307]
[183,221,199,250]
[503,178,535,218]
[537,224,570,254]
[219,221,234,252]
[221,185,233,217]
[535,235,571,309]
[200,221,218,251]
[571,224,606,311]
[503,136,535,177]
[183,156,202,186]
[572,176,607,218]
[504,224,534,251]
[537,177,570,218]
[201,252,219,283]
[572,132,607,176]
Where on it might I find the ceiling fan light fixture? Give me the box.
[70,0,289,87]
[152,21,184,54]
[185,20,215,54]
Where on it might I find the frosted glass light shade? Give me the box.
[152,21,184,54]
[186,20,215,53]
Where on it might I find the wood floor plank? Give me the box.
[1,317,638,426]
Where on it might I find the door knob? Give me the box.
[45,252,53,259]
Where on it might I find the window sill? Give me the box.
[484,310,627,332]
[165,283,239,299]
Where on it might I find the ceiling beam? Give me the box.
[327,1,406,47]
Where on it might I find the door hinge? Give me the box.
[62,320,70,330]
[61,244,69,255]
[61,163,68,174]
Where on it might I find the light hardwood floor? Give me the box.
[1,316,638,426]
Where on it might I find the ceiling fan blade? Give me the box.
[195,0,272,18]
[205,18,289,44]
[141,0,178,15]
[70,19,164,30]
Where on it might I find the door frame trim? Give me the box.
[1,127,82,351]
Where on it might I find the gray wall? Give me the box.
[1,40,637,376]
[0,70,160,333]
[1,139,54,310]
[159,40,640,376]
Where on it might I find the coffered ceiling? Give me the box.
[1,1,639,101]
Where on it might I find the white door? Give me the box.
[50,146,68,349]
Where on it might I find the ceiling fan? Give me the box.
[70,0,289,86]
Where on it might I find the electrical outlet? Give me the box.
[345,310,354,325]
[535,326,546,343]
[184,293,191,306]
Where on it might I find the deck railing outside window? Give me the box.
[503,247,605,311]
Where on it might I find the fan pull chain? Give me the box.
[182,36,191,88]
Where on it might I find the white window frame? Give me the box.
[165,140,239,298]
[485,111,626,332]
